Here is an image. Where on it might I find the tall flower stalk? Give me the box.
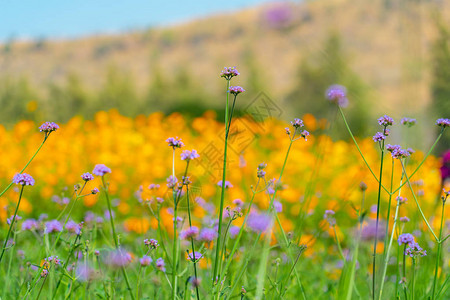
[212,67,242,286]
[431,190,448,299]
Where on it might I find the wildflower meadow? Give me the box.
[0,67,449,300]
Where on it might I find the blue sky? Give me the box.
[0,0,280,41]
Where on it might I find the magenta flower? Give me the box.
[81,172,94,182]
[391,148,410,159]
[91,188,99,194]
[372,132,386,142]
[300,130,310,141]
[290,118,304,128]
[188,251,203,261]
[326,84,348,107]
[229,86,245,95]
[21,219,38,231]
[93,164,111,176]
[65,220,81,235]
[398,233,415,246]
[166,137,184,149]
[181,149,200,161]
[405,242,426,257]
[273,201,282,213]
[220,67,240,80]
[39,122,59,134]
[144,238,159,249]
[12,173,35,186]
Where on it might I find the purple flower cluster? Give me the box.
[12,173,35,186]
[436,118,450,128]
[39,122,59,133]
[391,148,410,159]
[401,118,416,127]
[398,233,415,245]
[290,118,304,128]
[156,258,166,272]
[399,216,410,223]
[217,180,233,188]
[140,255,153,267]
[144,238,159,249]
[166,137,184,149]
[323,210,336,226]
[93,164,111,176]
[198,228,218,242]
[372,132,386,142]
[326,84,348,107]
[81,172,94,182]
[247,212,271,232]
[106,250,132,268]
[396,196,407,205]
[188,251,203,261]
[229,86,245,95]
[179,226,199,240]
[65,220,82,235]
[300,130,310,141]
[21,219,38,231]
[405,242,427,257]
[91,187,100,194]
[377,115,394,127]
[220,67,240,80]
[45,220,63,233]
[257,163,267,178]
[180,149,200,161]
[166,175,178,189]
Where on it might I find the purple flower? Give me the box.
[144,238,159,249]
[401,118,416,127]
[166,175,178,189]
[198,228,218,242]
[326,85,348,107]
[6,215,21,225]
[285,127,291,135]
[179,226,199,240]
[405,242,426,257]
[386,144,401,153]
[264,3,293,29]
[81,172,94,182]
[166,137,184,149]
[273,201,282,213]
[76,263,96,281]
[92,164,111,176]
[45,220,63,233]
[399,216,410,223]
[323,210,336,226]
[217,180,233,188]
[229,86,245,95]
[188,251,203,261]
[290,118,304,128]
[229,226,240,238]
[373,132,386,142]
[220,67,240,80]
[396,196,407,204]
[436,118,450,128]
[12,173,35,186]
[181,149,200,161]
[378,115,394,127]
[21,219,38,231]
[156,258,166,272]
[140,255,153,267]
[106,250,132,268]
[233,199,244,207]
[65,220,81,235]
[398,233,415,246]
[300,130,310,141]
[91,188,99,194]
[247,212,271,232]
[39,122,59,133]
[391,148,410,159]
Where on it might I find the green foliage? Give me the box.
[430,18,450,154]
[285,32,371,139]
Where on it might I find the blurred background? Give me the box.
[0,0,449,153]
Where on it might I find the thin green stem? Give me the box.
[372,137,386,300]
[411,259,416,300]
[0,185,24,263]
[338,107,390,194]
[186,185,200,300]
[0,136,48,199]
[333,225,345,261]
[383,158,395,253]
[400,161,438,241]
[431,201,445,299]
[403,244,408,300]
[212,78,231,286]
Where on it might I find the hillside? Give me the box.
[1,0,449,116]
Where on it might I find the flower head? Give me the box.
[12,173,35,186]
[144,238,159,249]
[91,188,99,194]
[198,228,218,242]
[229,86,245,95]
[398,233,415,246]
[391,148,410,159]
[106,250,132,268]
[65,220,81,235]
[92,164,111,176]
[166,175,178,189]
[166,137,184,149]
[156,258,166,272]
[401,118,416,127]
[378,115,394,127]
[188,251,203,262]
[405,242,427,258]
[399,216,410,223]
[323,210,336,226]
[372,132,386,142]
[220,67,240,80]
[45,220,63,233]
[290,118,304,128]
[247,212,271,232]
[436,118,450,128]
[81,173,94,182]
[181,149,200,161]
[21,219,38,231]
[140,255,153,267]
[217,180,233,188]
[179,226,199,240]
[39,122,59,134]
[326,84,348,107]
[300,130,310,141]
